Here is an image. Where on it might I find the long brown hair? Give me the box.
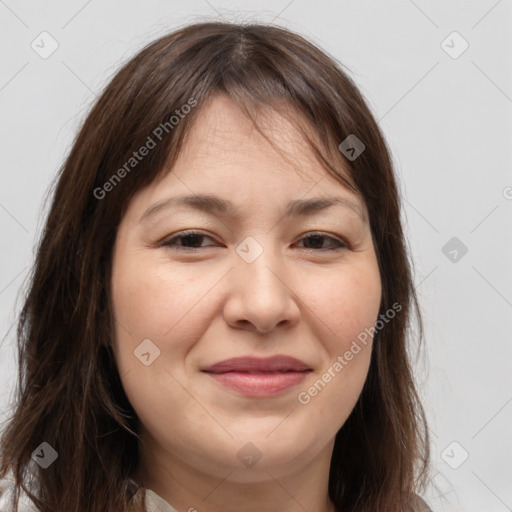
[0,21,430,512]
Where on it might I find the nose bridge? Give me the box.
[234,234,286,295]
[225,233,299,333]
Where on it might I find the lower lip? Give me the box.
[204,371,310,397]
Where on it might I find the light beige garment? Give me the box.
[126,478,435,512]
[1,475,433,511]
[127,478,179,512]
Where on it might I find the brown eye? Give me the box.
[161,231,217,250]
[296,232,347,251]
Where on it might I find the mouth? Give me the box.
[201,355,312,397]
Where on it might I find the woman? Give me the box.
[0,21,432,512]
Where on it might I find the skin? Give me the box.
[111,94,382,512]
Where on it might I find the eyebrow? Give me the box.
[139,193,366,223]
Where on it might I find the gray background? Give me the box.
[1,1,511,510]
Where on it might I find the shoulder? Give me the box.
[0,476,37,512]
[127,479,179,512]
[408,493,433,512]
[0,476,166,512]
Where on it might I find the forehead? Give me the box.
[171,94,356,189]
[128,94,367,223]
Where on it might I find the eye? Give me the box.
[160,230,216,251]
[295,232,347,251]
[159,230,347,252]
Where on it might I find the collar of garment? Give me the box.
[126,479,433,512]
[127,478,179,512]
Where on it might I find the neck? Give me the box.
[131,437,337,512]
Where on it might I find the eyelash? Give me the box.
[159,230,348,252]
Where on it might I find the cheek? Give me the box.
[110,251,218,418]
[111,251,221,340]
[302,258,382,351]
[295,258,381,416]
[110,249,232,388]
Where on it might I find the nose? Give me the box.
[222,238,301,334]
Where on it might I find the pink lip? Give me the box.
[201,356,312,397]
[207,371,309,396]
[202,355,311,373]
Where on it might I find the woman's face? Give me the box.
[111,94,382,482]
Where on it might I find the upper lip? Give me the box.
[202,355,312,373]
